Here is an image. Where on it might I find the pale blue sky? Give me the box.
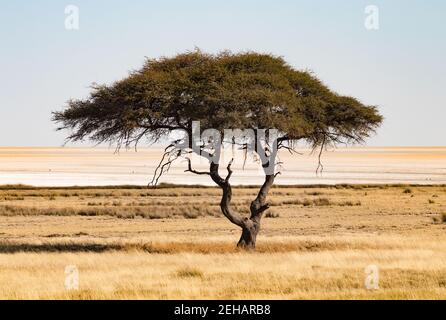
[0,0,444,146]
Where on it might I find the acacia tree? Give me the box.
[53,50,382,249]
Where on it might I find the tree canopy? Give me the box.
[53,50,383,249]
[53,50,382,149]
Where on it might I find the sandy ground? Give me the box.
[0,147,446,186]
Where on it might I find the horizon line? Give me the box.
[0,145,445,149]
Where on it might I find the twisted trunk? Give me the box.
[238,174,275,249]
[209,162,275,250]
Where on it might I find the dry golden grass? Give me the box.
[0,184,445,299]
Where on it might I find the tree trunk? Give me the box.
[209,161,275,249]
[237,221,260,249]
[207,161,275,250]
[239,174,275,249]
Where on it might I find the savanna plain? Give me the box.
[0,183,445,299]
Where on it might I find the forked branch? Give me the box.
[184,157,211,176]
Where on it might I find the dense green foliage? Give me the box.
[53,50,382,148]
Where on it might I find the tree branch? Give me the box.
[209,162,246,228]
[225,158,234,182]
[149,144,183,186]
[184,157,210,176]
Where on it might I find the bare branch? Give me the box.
[278,142,303,155]
[225,158,234,182]
[184,157,210,176]
[315,135,326,175]
[149,143,183,186]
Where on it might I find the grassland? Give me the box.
[0,184,445,299]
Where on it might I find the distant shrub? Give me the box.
[339,201,362,207]
[175,267,203,278]
[3,197,25,201]
[433,213,446,224]
[116,212,136,219]
[183,211,199,219]
[313,198,331,206]
[304,191,324,196]
[265,211,280,218]
[438,279,446,288]
[403,188,413,194]
[295,198,332,207]
[283,199,303,205]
